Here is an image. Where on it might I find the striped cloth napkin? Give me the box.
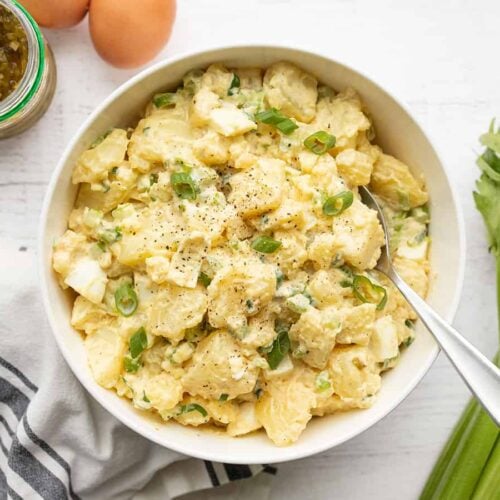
[0,244,276,499]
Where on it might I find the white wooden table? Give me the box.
[1,1,499,498]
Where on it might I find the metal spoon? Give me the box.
[359,186,500,425]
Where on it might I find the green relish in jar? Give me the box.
[0,4,28,101]
[0,0,56,139]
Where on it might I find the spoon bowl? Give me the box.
[360,186,500,426]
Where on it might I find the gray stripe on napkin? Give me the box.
[22,417,79,500]
[0,358,37,394]
[0,378,29,420]
[0,368,77,499]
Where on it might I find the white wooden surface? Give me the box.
[1,0,499,498]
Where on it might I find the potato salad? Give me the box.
[52,62,430,446]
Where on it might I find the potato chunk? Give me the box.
[209,103,257,137]
[193,130,230,165]
[183,331,258,399]
[228,158,285,218]
[147,284,207,344]
[85,326,126,389]
[370,153,428,210]
[166,233,208,288]
[289,307,341,369]
[76,163,138,213]
[331,199,385,269]
[306,269,354,307]
[336,149,374,186]
[71,296,111,334]
[200,64,234,97]
[128,113,197,172]
[227,402,262,437]
[207,260,276,331]
[263,62,318,123]
[313,88,370,151]
[144,373,183,413]
[73,129,128,185]
[312,394,374,416]
[52,230,88,277]
[370,316,399,362]
[115,204,186,266]
[393,256,429,297]
[240,308,277,349]
[328,346,381,400]
[307,233,338,270]
[256,367,317,446]
[336,303,377,346]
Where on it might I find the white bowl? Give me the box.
[39,45,465,464]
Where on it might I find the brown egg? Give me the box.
[19,0,89,28]
[89,0,176,69]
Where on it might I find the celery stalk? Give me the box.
[471,436,500,499]
[420,122,500,499]
[420,357,500,499]
[431,403,498,499]
[419,398,477,499]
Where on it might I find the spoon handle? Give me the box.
[389,270,500,426]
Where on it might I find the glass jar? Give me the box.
[0,0,56,139]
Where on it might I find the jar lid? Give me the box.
[0,0,45,122]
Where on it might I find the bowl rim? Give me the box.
[38,43,466,463]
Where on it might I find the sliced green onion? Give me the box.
[251,235,282,254]
[352,275,387,310]
[178,403,208,417]
[322,191,354,216]
[123,356,140,373]
[198,272,212,287]
[97,227,122,249]
[403,336,415,347]
[254,108,298,135]
[115,283,138,317]
[171,172,198,200]
[339,265,354,288]
[304,131,336,155]
[129,327,147,359]
[255,108,285,125]
[405,319,415,329]
[219,393,229,402]
[153,92,176,108]
[228,74,240,96]
[142,392,150,403]
[267,324,291,370]
[276,118,299,135]
[315,371,331,392]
